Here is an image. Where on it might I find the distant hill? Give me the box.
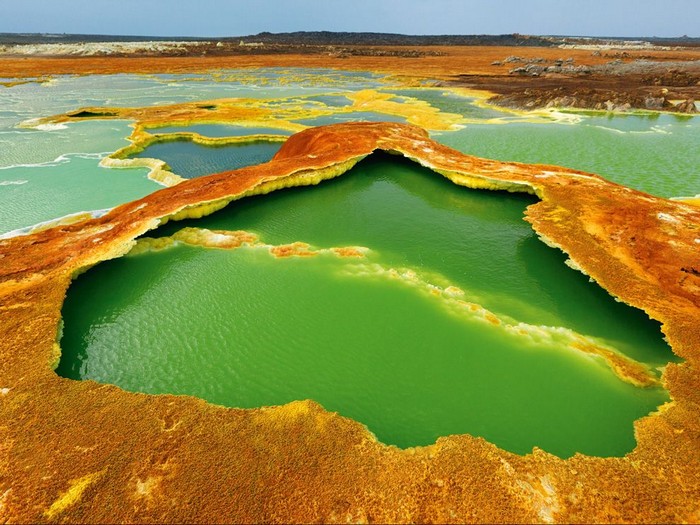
[229,32,554,47]
[1,31,698,47]
[0,32,552,46]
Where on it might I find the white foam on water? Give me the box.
[0,151,112,170]
[19,117,42,128]
[591,125,625,134]
[35,123,68,131]
[0,158,67,170]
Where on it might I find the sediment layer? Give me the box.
[1,122,699,523]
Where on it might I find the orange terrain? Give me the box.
[3,44,699,112]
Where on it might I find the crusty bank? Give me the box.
[1,122,698,523]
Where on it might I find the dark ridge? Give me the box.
[228,32,555,47]
[1,32,698,48]
[0,32,553,46]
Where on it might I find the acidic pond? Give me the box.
[0,69,386,234]
[439,112,700,199]
[58,154,674,458]
[130,140,283,179]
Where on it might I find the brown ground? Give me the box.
[1,122,700,523]
[2,45,699,111]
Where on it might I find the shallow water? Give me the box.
[0,120,160,235]
[0,154,157,235]
[302,94,352,107]
[0,70,387,233]
[1,70,381,120]
[131,140,282,179]
[438,113,700,198]
[388,88,508,119]
[0,120,159,236]
[59,154,673,457]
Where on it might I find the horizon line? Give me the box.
[1,30,698,41]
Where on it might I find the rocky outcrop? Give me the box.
[507,56,592,77]
[673,98,698,113]
[491,86,699,113]
[472,56,700,112]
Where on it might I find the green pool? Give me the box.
[58,154,673,458]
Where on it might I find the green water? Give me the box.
[0,154,155,235]
[131,140,282,179]
[155,154,673,368]
[0,120,160,235]
[59,154,673,457]
[0,120,139,167]
[438,114,700,198]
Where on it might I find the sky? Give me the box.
[0,0,698,38]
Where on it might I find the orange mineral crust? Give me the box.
[1,122,699,523]
[2,45,699,79]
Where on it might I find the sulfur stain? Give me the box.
[44,470,104,519]
[269,242,318,258]
[131,227,368,261]
[347,89,462,131]
[134,475,162,500]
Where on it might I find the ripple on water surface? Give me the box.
[130,139,283,179]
